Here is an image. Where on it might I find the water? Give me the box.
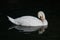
[0,9,60,40]
[8,15,60,40]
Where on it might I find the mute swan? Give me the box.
[8,11,48,34]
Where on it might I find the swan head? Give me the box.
[38,11,46,21]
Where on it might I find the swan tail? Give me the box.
[7,16,19,25]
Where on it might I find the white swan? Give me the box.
[8,11,48,34]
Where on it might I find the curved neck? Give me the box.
[42,19,48,26]
[37,11,48,25]
[38,11,46,22]
[40,18,46,23]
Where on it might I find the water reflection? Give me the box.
[8,25,48,34]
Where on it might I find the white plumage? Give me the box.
[8,11,48,34]
[15,16,43,26]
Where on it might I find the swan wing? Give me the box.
[15,16,43,26]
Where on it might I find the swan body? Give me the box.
[8,11,48,34]
[8,16,43,26]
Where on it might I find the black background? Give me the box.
[0,0,60,40]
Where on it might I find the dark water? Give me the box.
[0,1,60,39]
[7,15,60,40]
[0,8,60,40]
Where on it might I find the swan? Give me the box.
[8,11,48,34]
